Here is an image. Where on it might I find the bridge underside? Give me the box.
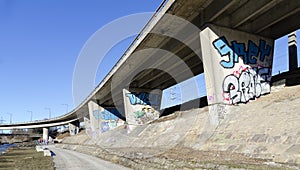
[2,0,300,129]
[92,0,300,118]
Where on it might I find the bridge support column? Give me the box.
[122,88,162,130]
[87,101,124,137]
[69,120,79,136]
[88,101,101,137]
[200,24,274,119]
[42,128,49,142]
[287,31,299,86]
[83,117,91,136]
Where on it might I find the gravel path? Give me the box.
[48,145,131,170]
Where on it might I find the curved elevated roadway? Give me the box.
[1,0,300,129]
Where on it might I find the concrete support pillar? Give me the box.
[42,128,49,141]
[69,120,79,136]
[287,31,299,86]
[83,117,91,136]
[88,101,101,137]
[87,101,124,137]
[122,88,162,128]
[288,31,298,71]
[200,24,274,119]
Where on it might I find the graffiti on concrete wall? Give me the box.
[222,66,271,104]
[126,92,160,106]
[92,108,124,133]
[213,36,272,68]
[124,91,161,125]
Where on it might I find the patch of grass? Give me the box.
[0,147,54,170]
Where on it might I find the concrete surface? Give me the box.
[48,145,131,170]
[61,85,300,167]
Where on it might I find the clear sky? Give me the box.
[0,0,299,123]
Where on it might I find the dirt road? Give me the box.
[48,145,131,170]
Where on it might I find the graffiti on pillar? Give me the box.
[126,92,160,106]
[213,36,272,68]
[222,66,271,104]
[125,92,161,125]
[92,108,124,133]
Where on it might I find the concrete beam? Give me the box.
[203,0,235,22]
[232,0,281,28]
[240,1,300,34]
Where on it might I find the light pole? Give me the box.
[61,104,69,113]
[0,116,5,134]
[6,112,12,124]
[27,111,33,121]
[45,108,51,119]
[0,116,5,124]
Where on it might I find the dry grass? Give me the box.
[0,147,54,170]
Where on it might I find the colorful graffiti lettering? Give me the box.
[126,92,160,105]
[92,108,123,133]
[93,109,120,121]
[133,105,155,119]
[213,36,272,68]
[222,67,271,104]
[134,110,145,118]
[101,122,110,133]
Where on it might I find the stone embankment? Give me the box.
[58,85,300,169]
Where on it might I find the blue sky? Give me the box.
[0,0,299,123]
[0,0,162,123]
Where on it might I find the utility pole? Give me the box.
[0,116,5,134]
[170,86,177,106]
[27,111,33,122]
[61,104,69,113]
[0,116,5,124]
[45,108,51,119]
[6,112,12,124]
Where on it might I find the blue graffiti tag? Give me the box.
[93,109,120,121]
[213,36,272,68]
[126,92,160,105]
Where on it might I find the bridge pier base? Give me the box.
[122,88,162,131]
[200,24,274,119]
[42,128,49,142]
[83,117,91,136]
[87,101,124,137]
[69,120,79,136]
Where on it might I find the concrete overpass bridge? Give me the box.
[1,0,300,139]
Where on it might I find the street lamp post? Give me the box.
[6,112,12,124]
[61,104,69,113]
[0,116,5,124]
[27,111,33,121]
[45,108,51,119]
[0,116,5,134]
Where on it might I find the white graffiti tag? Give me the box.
[223,67,271,104]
